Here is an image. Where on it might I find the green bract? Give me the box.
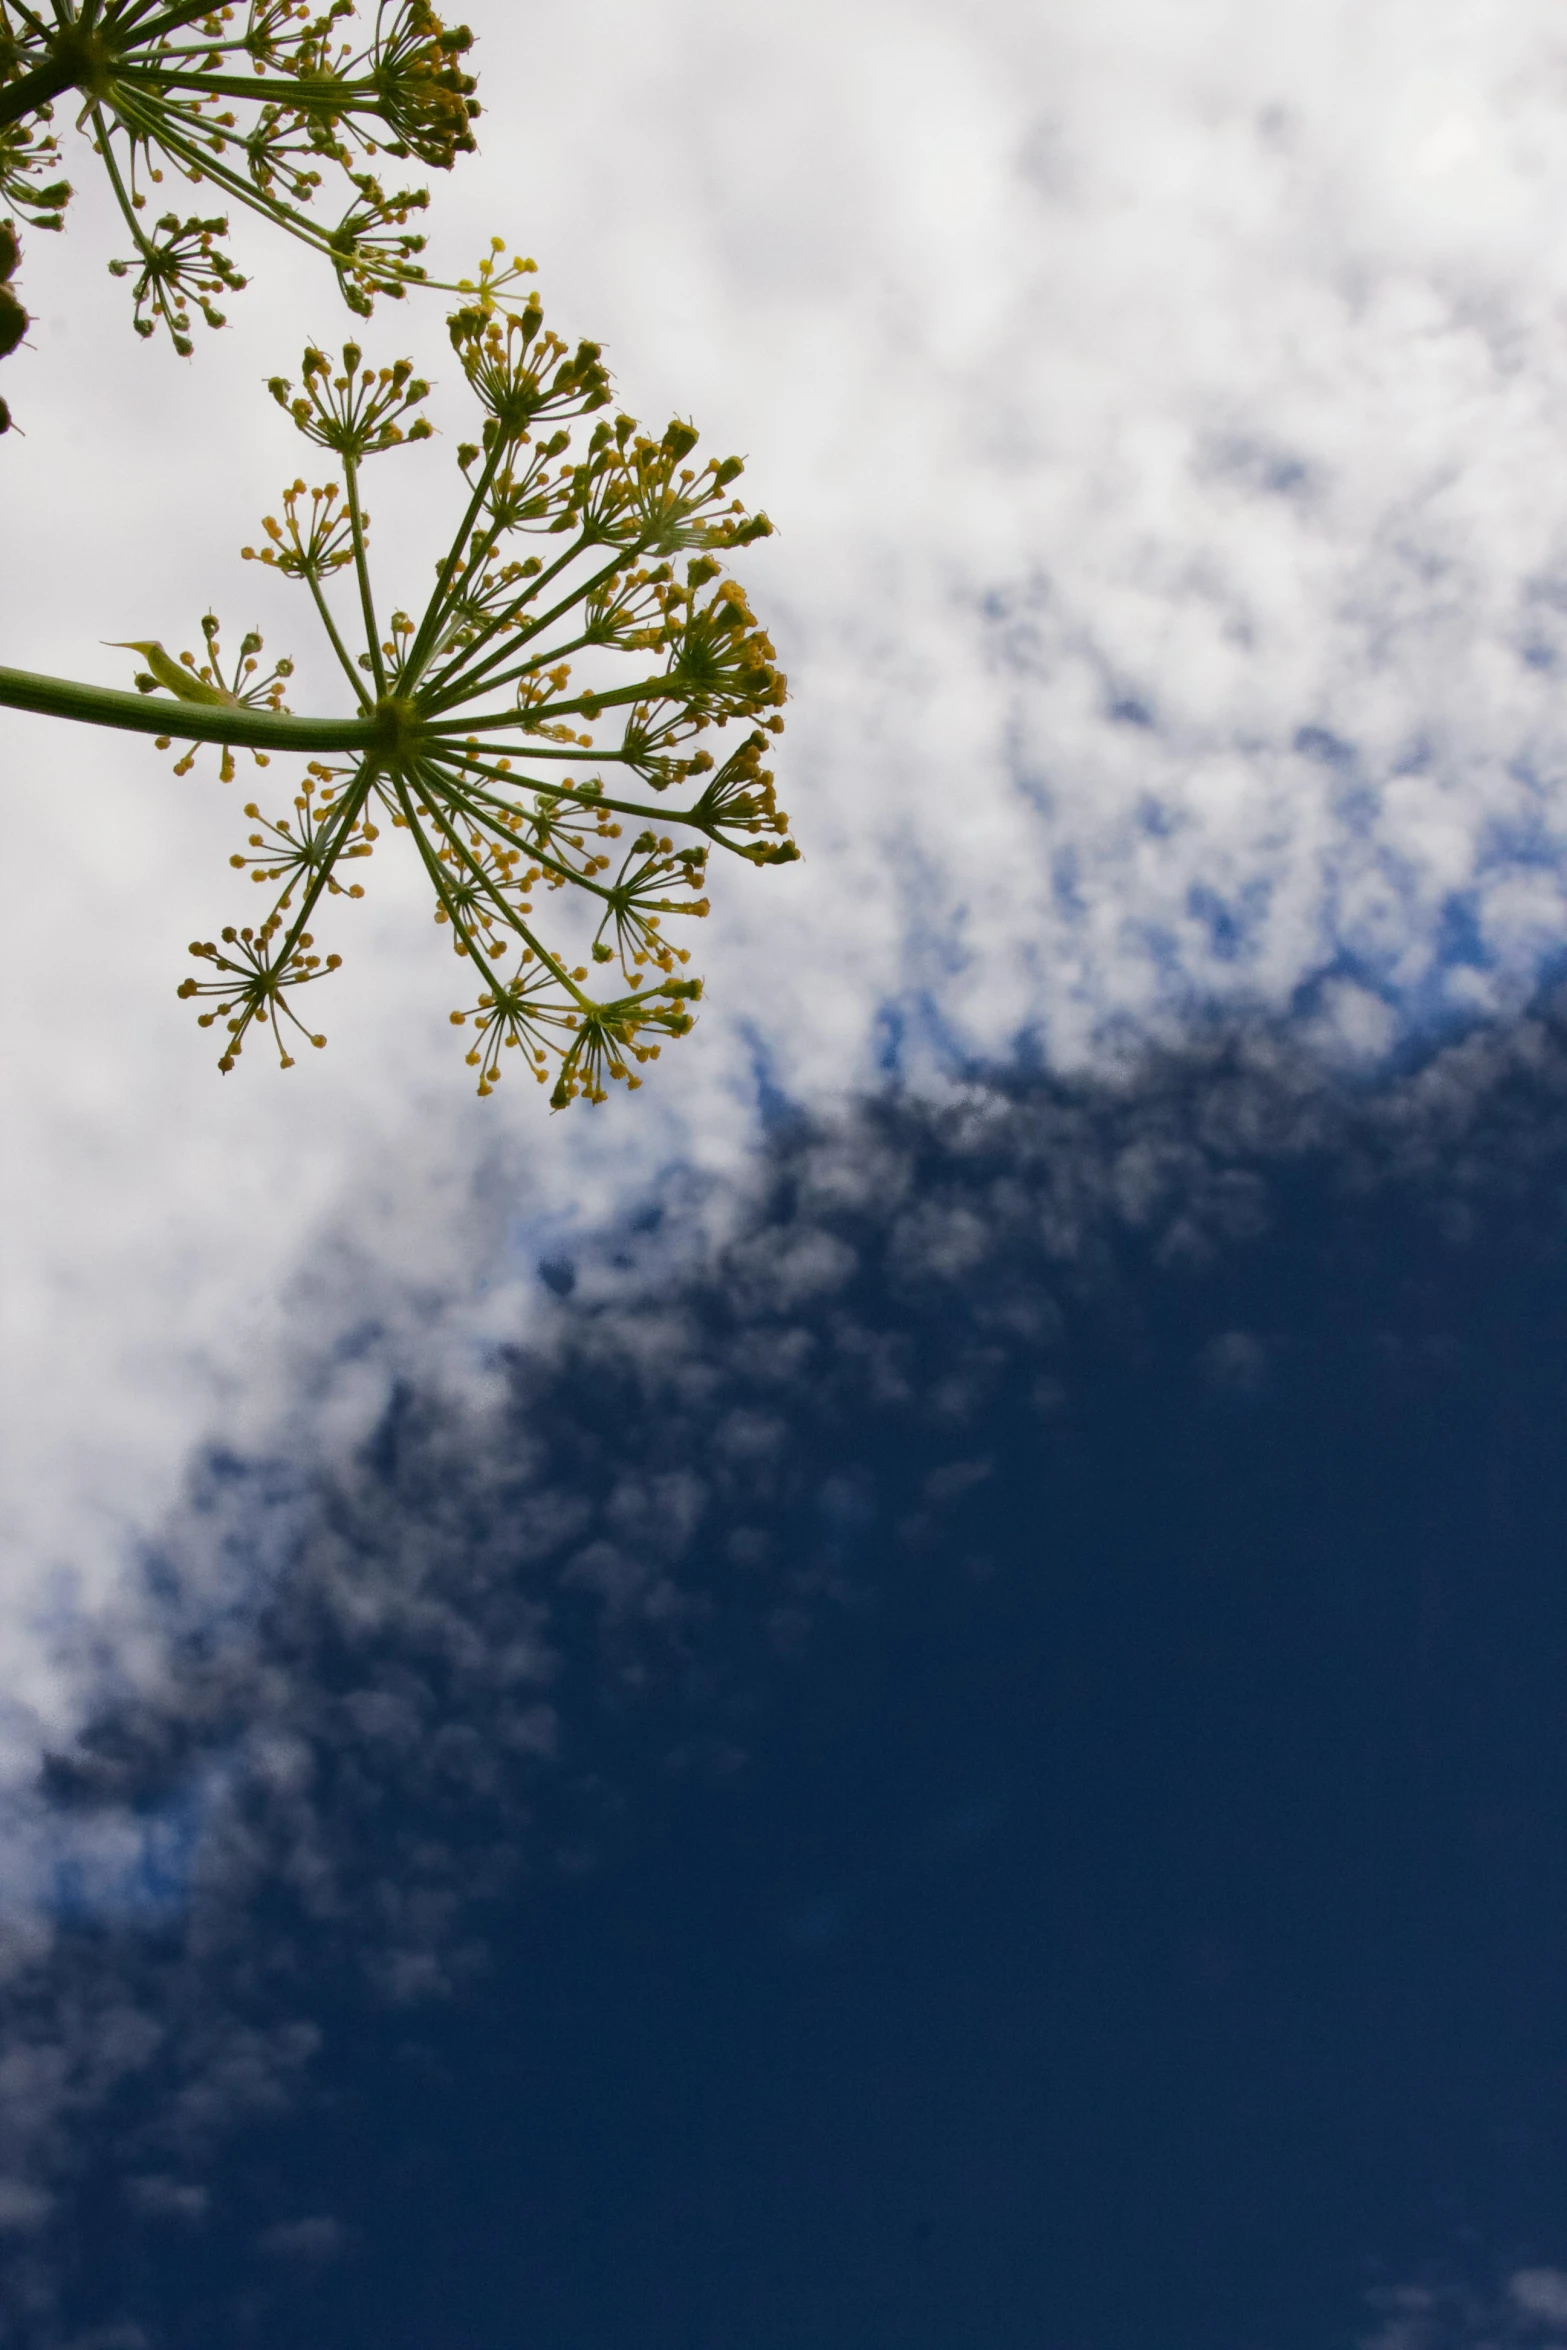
[130,252,795,1107]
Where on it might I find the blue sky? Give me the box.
[9,1010,1567,2345]
[5,0,1567,2341]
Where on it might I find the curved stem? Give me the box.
[104,97,347,268]
[307,574,374,709]
[0,665,378,752]
[90,100,161,274]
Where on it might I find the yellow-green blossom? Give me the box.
[128,256,795,1108]
[0,0,479,355]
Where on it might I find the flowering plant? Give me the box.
[0,0,479,432]
[0,249,794,1104]
[0,0,478,422]
[0,7,795,1107]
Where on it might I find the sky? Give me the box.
[3,0,1567,2341]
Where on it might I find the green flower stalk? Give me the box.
[0,251,797,1107]
[0,0,478,363]
[110,610,295,775]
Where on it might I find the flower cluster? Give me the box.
[0,0,479,356]
[140,253,794,1109]
[177,916,341,1070]
[0,17,69,238]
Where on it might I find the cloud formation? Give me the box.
[1365,2266,1567,2348]
[0,981,1562,2336]
[11,0,1567,1618]
[8,0,1567,2330]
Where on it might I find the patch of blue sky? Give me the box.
[870,984,1008,1088]
[1185,877,1276,965]
[1475,785,1567,875]
[1199,430,1319,503]
[44,1760,235,1926]
[733,1019,800,1131]
[138,1448,317,1645]
[1135,795,1183,840]
[1048,843,1088,919]
[1106,692,1157,729]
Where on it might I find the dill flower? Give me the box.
[0,1,479,355]
[113,252,795,1108]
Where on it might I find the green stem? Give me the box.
[262,758,381,971]
[419,752,613,910]
[113,1,236,46]
[424,677,664,736]
[401,435,507,685]
[3,1,54,43]
[419,531,596,707]
[422,549,633,714]
[0,665,378,752]
[91,102,161,274]
[407,775,584,1005]
[307,573,374,708]
[0,23,388,129]
[450,751,711,833]
[423,576,668,714]
[343,455,385,696]
[104,95,345,263]
[0,54,81,127]
[122,68,388,109]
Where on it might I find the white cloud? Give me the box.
[255,2215,349,2264]
[0,2179,51,2234]
[122,2176,207,2224]
[1512,2270,1567,2324]
[7,0,1567,1567]
[1363,2265,1567,2345]
[8,0,1567,2252]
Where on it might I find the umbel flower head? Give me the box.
[0,0,479,355]
[138,248,795,1110]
